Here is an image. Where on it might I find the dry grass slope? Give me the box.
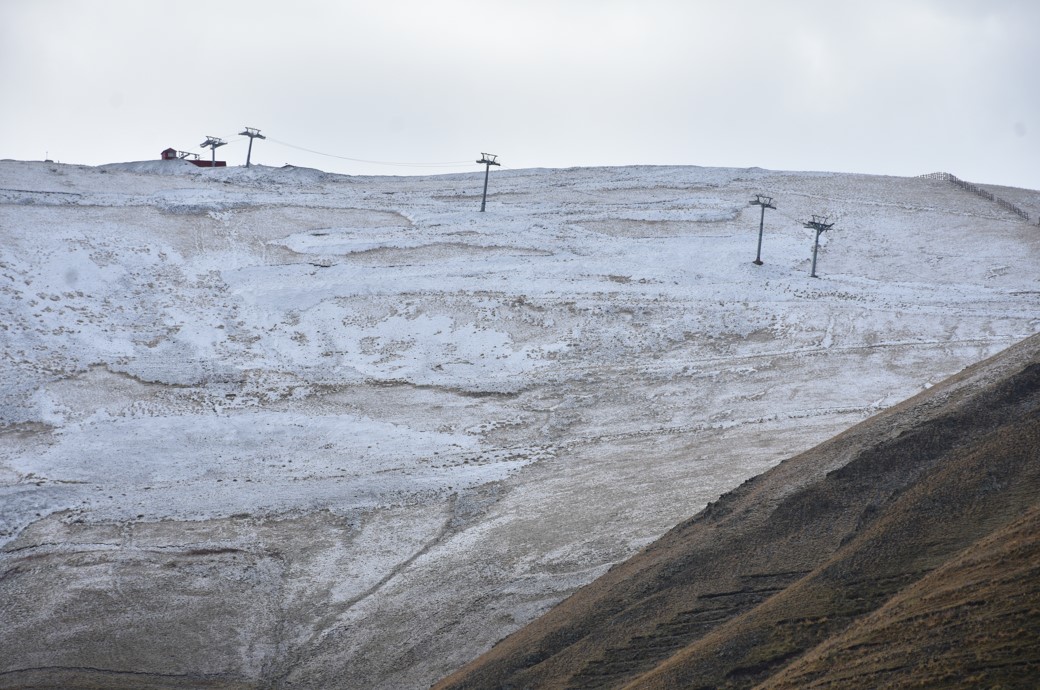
[436,333,1040,690]
[759,503,1040,689]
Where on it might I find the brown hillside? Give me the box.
[435,332,1040,690]
[758,502,1040,689]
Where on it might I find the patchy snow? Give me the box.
[1,159,1038,687]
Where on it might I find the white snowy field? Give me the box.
[0,159,1038,688]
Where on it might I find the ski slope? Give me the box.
[1,159,1037,688]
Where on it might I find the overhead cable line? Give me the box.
[266,137,474,168]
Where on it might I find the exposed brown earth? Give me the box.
[436,332,1040,689]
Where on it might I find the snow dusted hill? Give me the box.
[1,159,1038,688]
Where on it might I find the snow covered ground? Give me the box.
[1,159,1038,688]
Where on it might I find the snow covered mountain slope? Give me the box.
[436,331,1040,690]
[0,160,1037,688]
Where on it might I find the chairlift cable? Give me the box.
[266,138,474,168]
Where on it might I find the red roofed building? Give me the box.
[160,148,226,167]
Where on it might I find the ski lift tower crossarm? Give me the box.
[749,194,776,265]
[803,214,834,278]
[477,153,500,212]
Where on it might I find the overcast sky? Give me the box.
[3,0,1038,189]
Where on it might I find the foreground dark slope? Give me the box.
[436,332,1040,689]
[758,502,1040,689]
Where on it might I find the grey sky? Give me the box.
[3,0,1038,189]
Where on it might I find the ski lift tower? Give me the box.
[803,215,834,278]
[749,194,776,265]
[239,127,266,167]
[476,153,500,212]
[200,136,227,168]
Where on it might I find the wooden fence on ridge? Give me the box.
[920,171,1034,223]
